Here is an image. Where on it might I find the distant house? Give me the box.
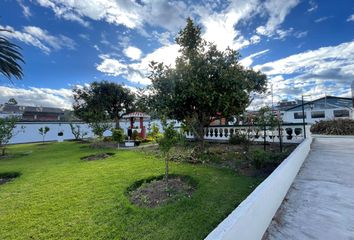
[281,96,353,124]
[0,103,66,121]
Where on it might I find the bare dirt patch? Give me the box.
[81,152,115,161]
[127,175,196,208]
[0,172,20,185]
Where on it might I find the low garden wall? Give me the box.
[205,136,313,240]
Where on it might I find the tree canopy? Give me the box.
[73,81,135,128]
[147,18,267,144]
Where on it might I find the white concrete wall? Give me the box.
[10,122,107,144]
[205,137,313,240]
[9,119,176,144]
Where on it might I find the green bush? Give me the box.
[112,128,125,143]
[229,132,248,145]
[310,119,354,135]
[103,136,113,142]
[250,149,288,170]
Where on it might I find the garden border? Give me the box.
[205,136,313,240]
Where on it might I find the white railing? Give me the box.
[183,124,311,144]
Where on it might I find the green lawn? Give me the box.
[0,142,260,240]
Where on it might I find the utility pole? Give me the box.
[302,95,306,139]
[271,84,274,110]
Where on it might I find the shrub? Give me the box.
[311,119,354,135]
[103,136,113,142]
[132,130,143,141]
[249,149,288,170]
[112,128,125,143]
[229,131,251,151]
[229,132,248,145]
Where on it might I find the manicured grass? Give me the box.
[0,142,260,240]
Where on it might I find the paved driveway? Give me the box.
[264,137,354,240]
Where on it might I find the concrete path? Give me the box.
[264,137,354,240]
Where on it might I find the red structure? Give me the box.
[123,112,151,139]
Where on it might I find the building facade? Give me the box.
[281,96,353,124]
[0,103,65,121]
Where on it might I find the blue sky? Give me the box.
[0,0,353,109]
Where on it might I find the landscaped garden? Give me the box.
[0,141,262,239]
[0,18,296,240]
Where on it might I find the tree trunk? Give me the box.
[198,124,205,150]
[115,117,120,129]
[1,147,5,156]
[165,152,169,186]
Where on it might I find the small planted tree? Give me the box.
[38,126,50,143]
[69,123,88,140]
[112,128,125,148]
[255,107,281,151]
[158,122,179,184]
[90,122,111,140]
[0,117,22,155]
[148,123,161,142]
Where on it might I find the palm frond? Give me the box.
[0,34,24,81]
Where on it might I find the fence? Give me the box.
[183,123,311,144]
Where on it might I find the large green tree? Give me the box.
[0,30,24,81]
[147,18,267,146]
[73,81,135,128]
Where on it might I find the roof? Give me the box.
[0,104,65,114]
[122,112,151,118]
[285,96,353,112]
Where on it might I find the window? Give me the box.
[333,109,349,117]
[294,112,306,119]
[311,111,325,118]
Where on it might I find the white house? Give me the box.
[282,96,353,124]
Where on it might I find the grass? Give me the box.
[0,142,261,240]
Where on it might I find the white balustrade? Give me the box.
[182,124,311,144]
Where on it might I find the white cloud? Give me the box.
[256,0,300,37]
[35,0,190,31]
[0,86,73,109]
[152,31,173,46]
[253,40,354,103]
[199,0,259,50]
[240,49,270,67]
[96,55,127,76]
[347,14,354,22]
[142,0,190,32]
[315,16,332,23]
[307,0,318,12]
[274,28,294,39]
[255,41,354,76]
[250,35,261,44]
[123,46,142,61]
[17,0,32,18]
[0,25,76,54]
[96,44,180,85]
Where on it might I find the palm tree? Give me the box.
[0,30,24,81]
